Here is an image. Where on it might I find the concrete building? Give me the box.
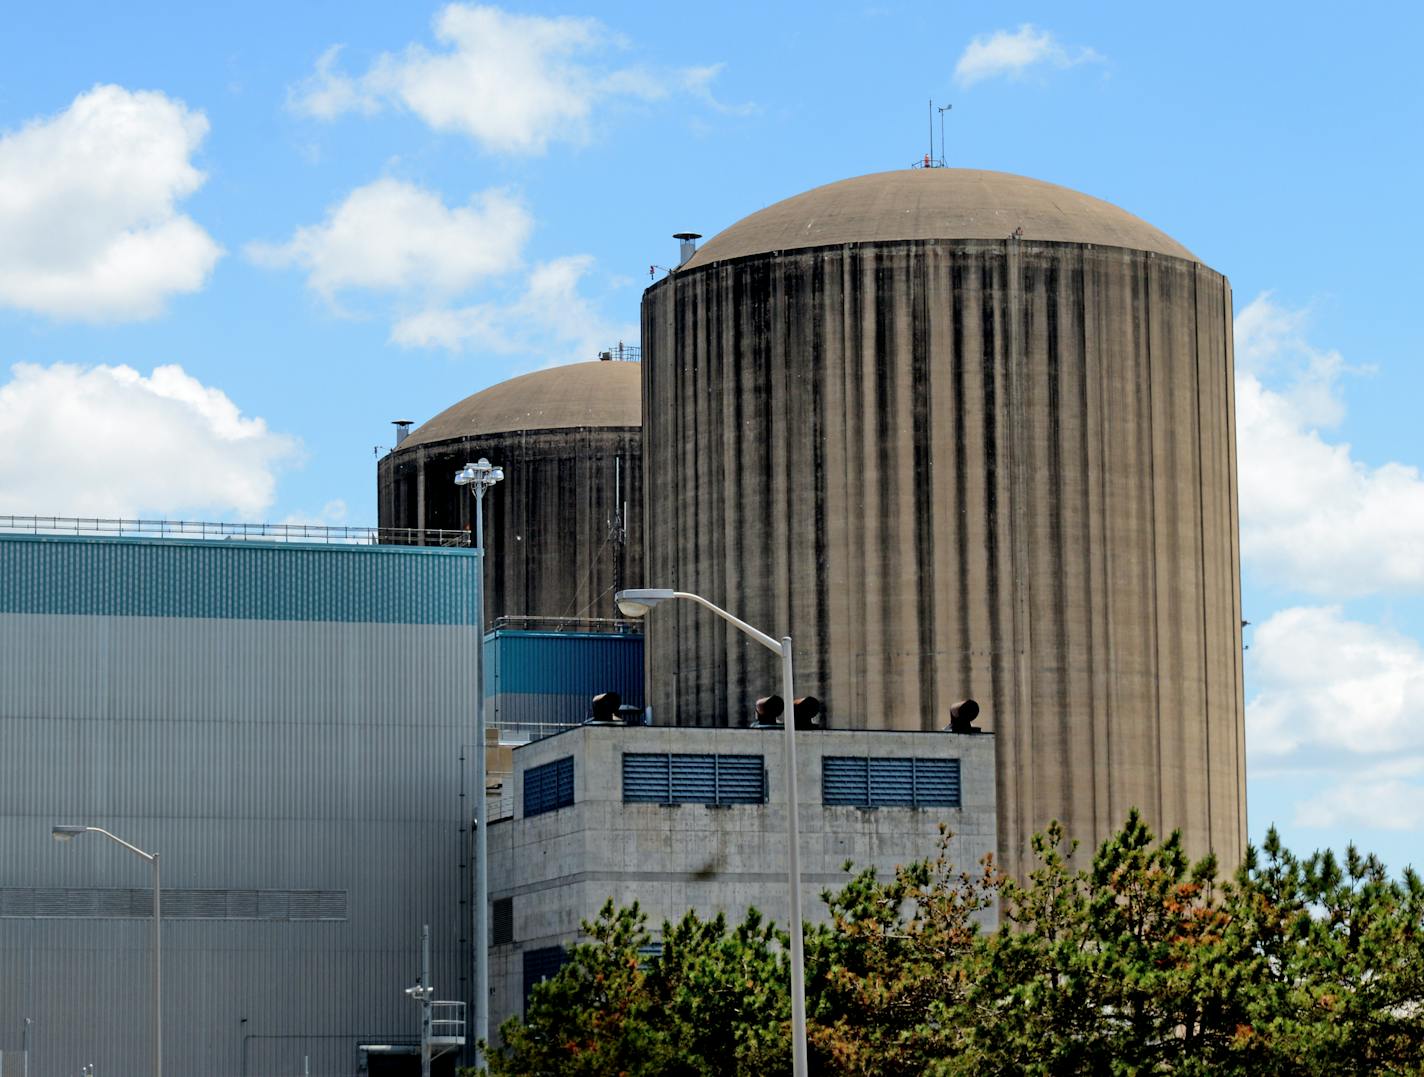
[641,168,1246,879]
[377,360,643,627]
[487,724,996,1032]
[0,529,479,1076]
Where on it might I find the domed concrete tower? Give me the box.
[378,361,642,626]
[641,169,1245,876]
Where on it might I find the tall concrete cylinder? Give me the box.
[378,361,642,626]
[640,169,1245,876]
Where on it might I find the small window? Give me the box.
[523,945,568,1006]
[523,756,575,817]
[492,896,514,946]
[622,753,766,805]
[822,757,960,808]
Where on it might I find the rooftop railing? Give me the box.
[0,515,470,547]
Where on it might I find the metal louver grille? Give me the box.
[0,887,348,920]
[493,896,514,945]
[822,758,870,805]
[822,757,961,808]
[911,758,961,806]
[869,758,916,806]
[523,945,568,1005]
[623,753,671,802]
[712,756,766,804]
[623,753,766,805]
[670,754,717,803]
[523,755,576,818]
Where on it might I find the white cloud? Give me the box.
[1235,294,1424,596]
[1247,606,1424,760]
[290,4,746,154]
[1295,775,1424,833]
[0,85,223,321]
[391,254,637,364]
[247,178,531,299]
[287,46,379,119]
[1246,606,1424,836]
[953,25,1103,89]
[0,362,300,518]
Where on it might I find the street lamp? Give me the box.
[52,825,162,1077]
[454,457,503,1069]
[614,588,809,1077]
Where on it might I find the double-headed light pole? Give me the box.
[52,825,162,1077]
[614,588,809,1077]
[454,457,503,1069]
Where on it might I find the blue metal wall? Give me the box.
[0,533,479,624]
[486,630,643,732]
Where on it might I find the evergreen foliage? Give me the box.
[476,815,1424,1075]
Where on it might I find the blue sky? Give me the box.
[2,2,1422,871]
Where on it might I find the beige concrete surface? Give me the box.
[642,218,1245,879]
[682,169,1198,270]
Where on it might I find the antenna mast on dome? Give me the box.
[915,99,951,168]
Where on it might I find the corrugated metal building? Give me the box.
[486,629,644,741]
[0,533,479,1077]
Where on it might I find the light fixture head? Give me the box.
[454,458,504,488]
[615,588,675,618]
[52,825,87,842]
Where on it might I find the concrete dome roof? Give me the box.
[399,361,641,450]
[681,168,1197,269]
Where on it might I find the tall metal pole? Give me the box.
[153,852,161,1077]
[473,482,489,1070]
[780,639,808,1077]
[611,591,809,1077]
[52,827,160,1077]
[420,925,433,1077]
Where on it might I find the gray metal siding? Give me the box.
[0,536,479,1077]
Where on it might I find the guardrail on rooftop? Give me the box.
[0,515,471,547]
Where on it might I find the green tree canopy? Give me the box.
[481,814,1424,1076]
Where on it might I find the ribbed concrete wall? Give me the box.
[378,427,642,626]
[0,536,478,1076]
[641,239,1245,876]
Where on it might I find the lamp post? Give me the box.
[614,588,809,1077]
[52,825,161,1077]
[454,457,503,1069]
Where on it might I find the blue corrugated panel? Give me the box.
[486,630,644,727]
[0,533,480,625]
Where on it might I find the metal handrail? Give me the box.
[430,1000,466,1040]
[490,614,642,634]
[0,515,468,547]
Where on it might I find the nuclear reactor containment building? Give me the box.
[378,361,642,626]
[641,169,1246,876]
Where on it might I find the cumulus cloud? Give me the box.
[1235,294,1424,596]
[1295,774,1424,833]
[0,362,300,518]
[391,254,637,363]
[953,25,1103,89]
[289,4,747,153]
[0,85,223,321]
[246,178,531,299]
[1247,606,1424,836]
[1247,606,1424,761]
[251,177,629,363]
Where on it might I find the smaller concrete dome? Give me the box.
[682,168,1197,269]
[398,361,641,450]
